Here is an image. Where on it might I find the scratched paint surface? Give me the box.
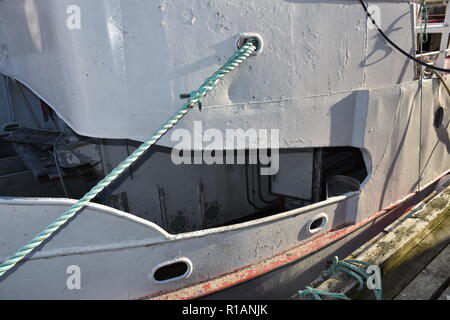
[0,0,413,144]
[0,0,448,300]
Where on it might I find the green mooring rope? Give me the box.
[298,286,351,300]
[0,40,257,279]
[322,256,382,300]
[298,256,382,300]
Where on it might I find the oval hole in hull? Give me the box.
[152,258,192,283]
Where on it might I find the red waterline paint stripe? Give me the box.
[146,170,449,300]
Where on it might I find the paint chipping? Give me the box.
[182,9,196,25]
[338,35,351,80]
[301,26,321,71]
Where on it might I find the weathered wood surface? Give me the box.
[438,284,450,300]
[396,244,450,300]
[297,183,450,300]
[359,214,450,300]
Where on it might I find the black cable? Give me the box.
[359,0,450,73]
[245,163,259,210]
[256,153,280,205]
[256,163,279,204]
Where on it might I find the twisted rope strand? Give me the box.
[322,256,382,300]
[298,286,351,300]
[0,40,257,278]
[322,257,370,290]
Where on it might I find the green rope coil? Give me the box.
[298,256,382,300]
[298,286,350,300]
[322,256,371,290]
[0,40,257,279]
[322,256,382,300]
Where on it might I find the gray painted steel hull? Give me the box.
[0,0,449,299]
[0,0,415,144]
[203,181,440,299]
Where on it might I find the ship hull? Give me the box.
[0,0,449,300]
[0,171,448,300]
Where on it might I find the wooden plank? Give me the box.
[438,284,450,300]
[358,215,450,300]
[348,231,388,259]
[304,184,450,300]
[396,244,450,300]
[350,184,449,260]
